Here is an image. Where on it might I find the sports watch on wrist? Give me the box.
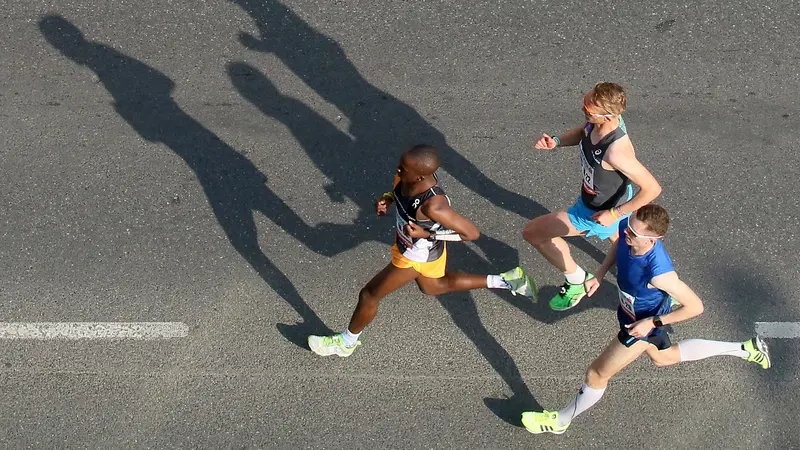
[652,316,664,328]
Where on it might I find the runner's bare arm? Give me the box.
[649,271,704,326]
[534,125,584,150]
[376,191,394,216]
[420,196,480,241]
[556,125,586,146]
[376,175,401,216]
[605,138,662,215]
[586,237,619,296]
[595,238,619,280]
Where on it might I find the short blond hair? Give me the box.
[588,82,627,115]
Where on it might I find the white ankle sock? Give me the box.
[341,329,361,347]
[564,266,586,285]
[486,274,511,289]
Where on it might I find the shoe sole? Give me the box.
[522,423,567,435]
[521,415,567,435]
[513,278,534,297]
[525,428,566,435]
[754,336,772,369]
[307,337,356,357]
[309,347,354,357]
[528,276,539,301]
[517,268,538,300]
[506,267,536,298]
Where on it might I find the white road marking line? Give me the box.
[0,322,189,340]
[755,322,800,339]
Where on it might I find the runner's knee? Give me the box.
[586,363,611,387]
[649,347,680,367]
[522,222,550,247]
[358,285,382,305]
[650,358,671,367]
[417,279,446,296]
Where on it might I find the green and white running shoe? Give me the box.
[743,336,771,369]
[549,274,594,311]
[521,410,569,435]
[308,334,361,357]
[500,266,537,299]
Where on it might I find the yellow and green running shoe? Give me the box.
[549,274,594,311]
[521,410,569,435]
[308,334,361,357]
[499,266,537,299]
[743,336,771,369]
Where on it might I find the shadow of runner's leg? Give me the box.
[39,15,334,342]
[229,0,607,267]
[437,237,543,426]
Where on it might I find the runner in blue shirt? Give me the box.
[521,204,771,434]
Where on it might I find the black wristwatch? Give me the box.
[652,316,664,328]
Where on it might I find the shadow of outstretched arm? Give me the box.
[39,15,334,334]
[229,0,608,267]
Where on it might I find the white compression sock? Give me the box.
[564,266,586,285]
[486,274,511,290]
[678,339,748,361]
[557,383,606,427]
[341,329,361,347]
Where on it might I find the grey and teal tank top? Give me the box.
[578,118,631,211]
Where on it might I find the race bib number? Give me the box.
[395,215,413,247]
[579,145,596,195]
[618,287,636,319]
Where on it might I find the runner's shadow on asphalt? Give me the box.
[441,235,544,426]
[39,15,342,339]
[443,236,619,425]
[524,281,618,324]
[228,0,609,269]
[41,9,614,432]
[226,0,609,356]
[709,258,797,376]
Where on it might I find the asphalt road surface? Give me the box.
[1,0,799,448]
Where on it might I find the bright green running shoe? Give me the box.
[308,334,361,357]
[743,336,771,369]
[521,410,569,435]
[500,266,537,298]
[549,274,594,311]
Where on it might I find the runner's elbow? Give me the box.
[463,230,480,241]
[683,300,704,318]
[649,182,662,198]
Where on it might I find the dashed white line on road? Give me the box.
[0,322,189,340]
[755,322,800,339]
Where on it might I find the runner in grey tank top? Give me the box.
[522,82,663,312]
